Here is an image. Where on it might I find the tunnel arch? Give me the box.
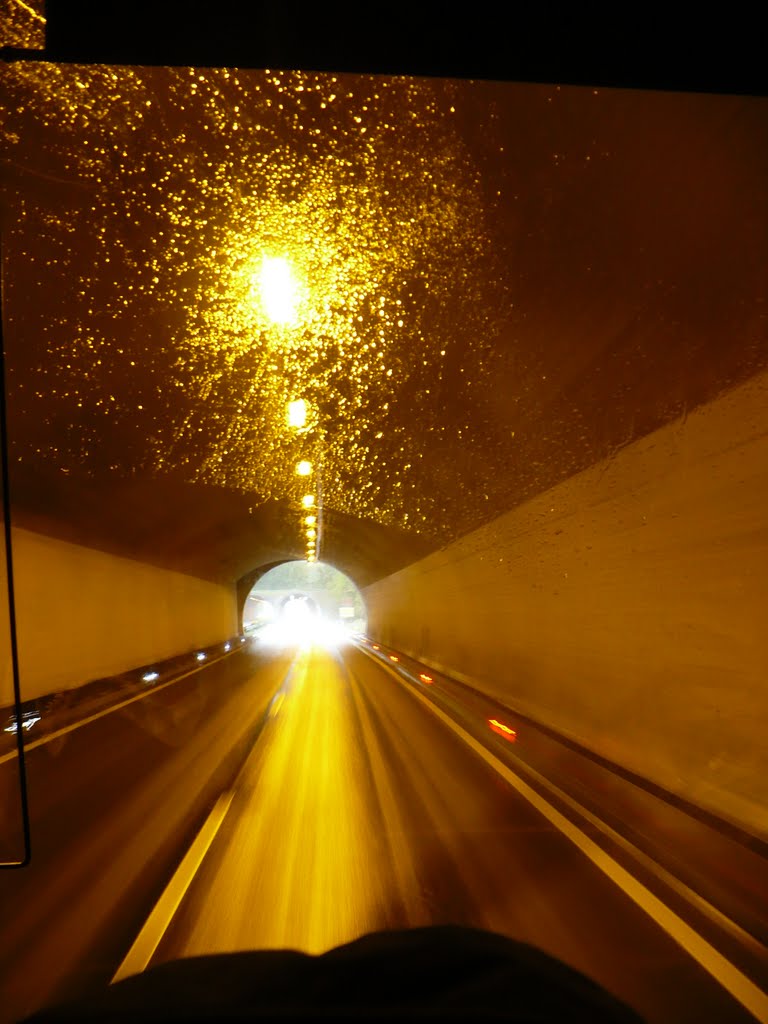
[242,560,367,634]
[236,561,287,630]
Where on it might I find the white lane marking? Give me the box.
[361,647,767,958]
[112,790,234,982]
[0,648,242,766]
[364,652,768,1023]
[111,653,298,978]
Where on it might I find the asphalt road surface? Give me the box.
[0,640,765,1023]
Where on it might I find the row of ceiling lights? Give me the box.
[288,399,319,563]
[257,263,321,566]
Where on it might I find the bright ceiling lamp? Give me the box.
[257,255,300,325]
[287,398,307,428]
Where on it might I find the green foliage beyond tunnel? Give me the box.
[251,561,367,623]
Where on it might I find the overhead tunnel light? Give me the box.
[287,398,307,428]
[258,256,300,325]
[196,652,206,662]
[302,494,315,509]
[296,460,313,476]
[142,671,160,683]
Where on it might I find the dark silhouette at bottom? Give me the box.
[25,925,644,1021]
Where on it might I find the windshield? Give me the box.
[1,10,767,1024]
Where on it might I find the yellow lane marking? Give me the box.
[0,647,242,766]
[366,652,768,1023]
[111,791,235,982]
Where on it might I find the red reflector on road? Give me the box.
[419,673,433,684]
[489,718,517,741]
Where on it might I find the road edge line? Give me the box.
[111,650,300,981]
[367,652,768,1022]
[112,790,234,982]
[0,648,242,765]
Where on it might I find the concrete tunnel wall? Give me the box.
[364,369,768,841]
[0,527,238,705]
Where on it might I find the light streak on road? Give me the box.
[165,650,390,954]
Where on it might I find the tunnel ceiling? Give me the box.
[9,462,434,588]
[2,15,767,588]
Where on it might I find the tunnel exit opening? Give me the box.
[244,561,367,648]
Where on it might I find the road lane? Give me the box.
[0,643,292,1023]
[153,647,402,957]
[153,644,760,1023]
[358,638,768,958]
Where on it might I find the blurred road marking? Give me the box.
[379,660,768,1023]
[269,692,285,717]
[112,791,234,982]
[114,651,299,979]
[168,648,390,956]
[359,643,767,957]
[345,668,423,924]
[0,648,241,766]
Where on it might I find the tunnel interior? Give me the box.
[1,49,765,838]
[1,17,767,1020]
[2,52,766,841]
